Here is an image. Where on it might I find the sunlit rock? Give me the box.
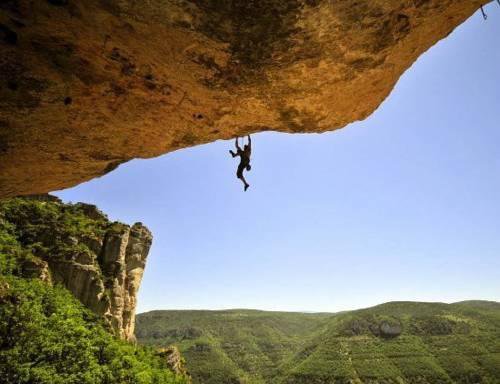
[0,0,489,197]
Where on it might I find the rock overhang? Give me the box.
[0,0,490,198]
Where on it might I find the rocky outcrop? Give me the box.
[378,320,402,338]
[20,257,51,283]
[0,0,489,198]
[156,346,191,379]
[0,196,152,341]
[49,220,152,341]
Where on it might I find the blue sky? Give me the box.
[56,5,500,313]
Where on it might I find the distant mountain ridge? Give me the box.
[136,300,500,384]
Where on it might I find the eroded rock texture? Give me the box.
[156,346,191,378]
[0,195,152,340]
[50,219,152,341]
[0,0,489,197]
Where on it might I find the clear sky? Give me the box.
[55,5,500,314]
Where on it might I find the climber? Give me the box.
[229,135,252,191]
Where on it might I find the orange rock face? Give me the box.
[0,0,488,198]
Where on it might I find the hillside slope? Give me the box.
[136,310,333,383]
[136,302,500,384]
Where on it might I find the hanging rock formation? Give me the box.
[0,0,490,198]
[0,195,152,340]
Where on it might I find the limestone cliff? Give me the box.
[0,0,490,198]
[0,195,152,341]
[49,219,152,341]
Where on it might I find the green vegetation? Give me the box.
[0,197,188,384]
[0,277,186,384]
[136,310,332,384]
[137,302,500,384]
[0,197,108,276]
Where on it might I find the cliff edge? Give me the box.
[0,195,151,340]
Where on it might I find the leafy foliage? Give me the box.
[0,277,187,384]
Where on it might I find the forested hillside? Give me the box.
[137,302,500,384]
